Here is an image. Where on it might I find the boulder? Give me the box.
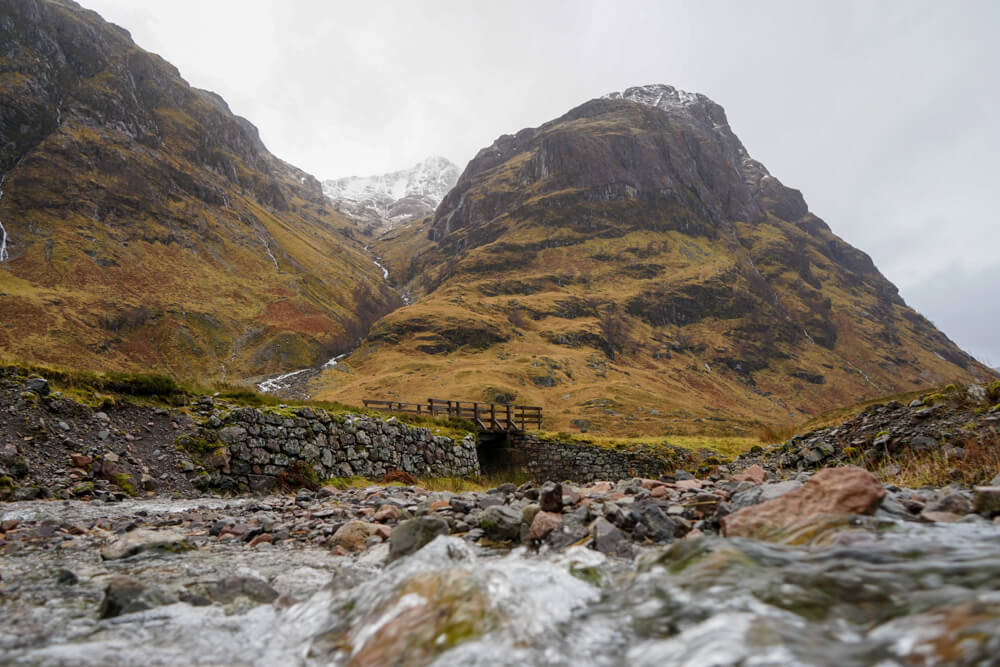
[721,467,885,542]
[528,511,563,541]
[100,529,195,560]
[388,517,449,561]
[328,521,380,552]
[24,377,50,397]
[478,505,521,541]
[539,481,563,513]
[731,464,766,485]
[99,576,177,619]
[973,487,1000,517]
[591,517,632,558]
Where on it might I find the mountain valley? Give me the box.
[0,2,994,437]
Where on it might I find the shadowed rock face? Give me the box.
[0,0,398,381]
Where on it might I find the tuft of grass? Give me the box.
[755,422,801,445]
[875,431,1000,488]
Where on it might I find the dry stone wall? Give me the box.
[200,406,479,493]
[501,434,689,483]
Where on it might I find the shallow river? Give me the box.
[2,499,1000,666]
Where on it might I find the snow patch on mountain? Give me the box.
[602,84,707,111]
[322,156,459,233]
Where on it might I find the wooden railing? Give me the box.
[362,397,542,432]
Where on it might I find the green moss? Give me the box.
[0,475,15,490]
[71,481,95,496]
[108,473,137,497]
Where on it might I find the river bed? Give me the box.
[2,495,999,666]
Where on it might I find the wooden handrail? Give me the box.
[362,397,542,432]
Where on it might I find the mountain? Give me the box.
[321,156,459,235]
[305,84,991,435]
[0,0,399,382]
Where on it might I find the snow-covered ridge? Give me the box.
[602,84,708,112]
[321,156,459,232]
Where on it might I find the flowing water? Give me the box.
[2,498,1000,666]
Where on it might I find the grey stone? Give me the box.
[925,492,973,515]
[24,377,50,397]
[479,505,522,541]
[99,576,177,619]
[591,517,632,558]
[972,487,1000,517]
[218,425,247,445]
[388,517,450,561]
[100,529,195,560]
[909,435,938,451]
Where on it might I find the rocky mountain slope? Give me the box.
[305,84,994,434]
[321,156,459,235]
[0,0,399,383]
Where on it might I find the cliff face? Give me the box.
[0,0,398,381]
[311,85,989,434]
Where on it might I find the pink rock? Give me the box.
[248,533,272,547]
[588,481,613,494]
[675,479,703,490]
[650,485,670,499]
[429,499,451,512]
[640,479,660,490]
[375,524,392,540]
[374,505,402,522]
[721,467,886,542]
[529,511,563,541]
[731,464,766,485]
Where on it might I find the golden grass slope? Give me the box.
[0,0,398,382]
[304,100,994,435]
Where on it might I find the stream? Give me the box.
[2,497,999,666]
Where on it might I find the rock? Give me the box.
[731,464,766,485]
[925,492,972,515]
[69,453,92,467]
[914,406,938,419]
[218,425,247,444]
[248,533,273,547]
[56,569,79,585]
[0,442,18,465]
[908,435,938,452]
[388,517,450,561]
[99,576,176,619]
[328,521,381,552]
[374,504,402,522]
[528,511,563,541]
[539,481,563,512]
[991,473,1000,487]
[967,384,988,404]
[721,467,886,542]
[24,377,50,396]
[204,577,278,605]
[97,430,110,441]
[591,517,632,558]
[631,499,678,542]
[478,505,522,541]
[100,529,195,560]
[972,487,1000,517]
[920,511,964,524]
[731,479,801,509]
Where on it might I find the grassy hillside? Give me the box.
[301,96,994,435]
[0,0,398,383]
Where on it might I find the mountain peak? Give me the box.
[602,84,708,111]
[322,157,459,234]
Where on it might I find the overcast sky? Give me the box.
[83,0,1000,368]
